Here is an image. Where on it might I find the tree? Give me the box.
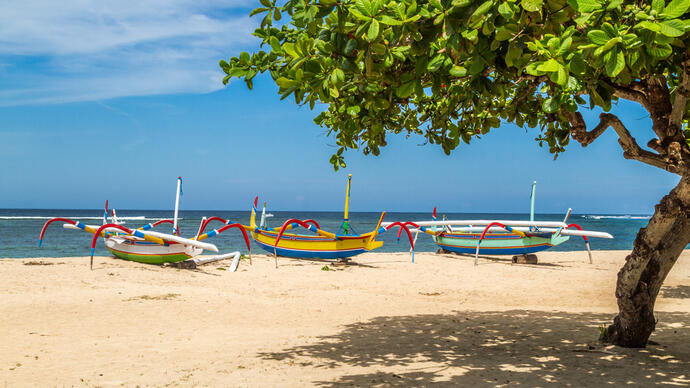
[221,0,690,347]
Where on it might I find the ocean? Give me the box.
[0,208,654,259]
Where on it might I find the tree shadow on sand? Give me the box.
[259,310,689,386]
[662,285,690,299]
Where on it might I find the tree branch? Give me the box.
[613,84,648,108]
[568,112,683,174]
[669,57,690,130]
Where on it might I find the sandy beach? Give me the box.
[1,250,688,387]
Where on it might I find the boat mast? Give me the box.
[342,174,352,235]
[173,176,182,236]
[260,202,267,228]
[529,181,537,231]
[529,181,537,222]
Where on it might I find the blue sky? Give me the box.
[0,1,680,214]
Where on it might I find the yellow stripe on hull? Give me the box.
[252,230,383,259]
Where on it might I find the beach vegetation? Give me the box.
[222,0,690,348]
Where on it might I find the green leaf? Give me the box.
[347,105,361,116]
[536,58,560,72]
[662,0,690,18]
[498,2,513,17]
[269,36,281,52]
[249,7,269,17]
[505,45,523,67]
[557,37,572,56]
[239,51,250,64]
[550,64,568,85]
[453,0,472,6]
[659,19,686,37]
[219,59,230,72]
[471,0,494,19]
[355,0,372,17]
[367,19,380,41]
[449,65,468,77]
[588,30,610,45]
[283,43,300,58]
[469,58,485,74]
[638,21,661,33]
[567,0,602,12]
[525,62,542,75]
[427,55,446,72]
[380,15,403,25]
[542,97,560,113]
[260,0,272,7]
[568,54,586,74]
[276,77,299,88]
[495,26,515,41]
[647,44,673,58]
[652,0,665,14]
[344,39,357,56]
[350,8,370,21]
[396,81,416,98]
[521,0,543,13]
[331,68,345,87]
[601,23,617,38]
[605,48,625,77]
[606,0,623,10]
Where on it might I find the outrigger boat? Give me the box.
[38,177,251,268]
[382,182,613,265]
[248,174,415,264]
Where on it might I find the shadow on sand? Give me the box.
[260,310,689,386]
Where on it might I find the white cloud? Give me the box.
[0,0,259,105]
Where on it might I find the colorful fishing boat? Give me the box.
[383,182,613,264]
[38,177,250,267]
[248,174,414,262]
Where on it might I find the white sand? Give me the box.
[1,250,688,387]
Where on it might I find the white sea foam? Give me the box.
[582,215,651,220]
[0,216,173,221]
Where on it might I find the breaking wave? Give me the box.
[0,216,172,221]
[581,215,651,220]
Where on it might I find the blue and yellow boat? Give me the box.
[248,175,413,261]
[383,182,613,265]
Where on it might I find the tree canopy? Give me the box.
[222,0,690,172]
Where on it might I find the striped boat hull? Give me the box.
[251,229,382,260]
[434,232,569,256]
[104,237,201,264]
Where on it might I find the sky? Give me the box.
[0,1,681,214]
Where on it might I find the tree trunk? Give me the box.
[602,176,690,347]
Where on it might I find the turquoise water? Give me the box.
[0,208,653,259]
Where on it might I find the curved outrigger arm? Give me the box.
[38,217,121,247]
[138,219,176,232]
[563,223,594,264]
[474,222,529,266]
[195,223,252,264]
[196,216,239,237]
[273,219,338,255]
[381,221,417,262]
